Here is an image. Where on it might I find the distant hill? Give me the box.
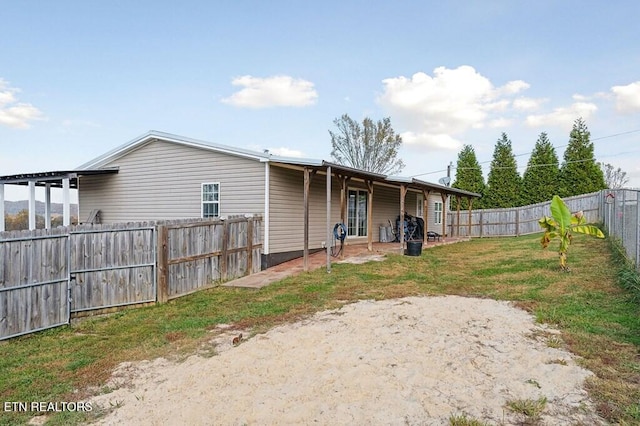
[4,200,79,217]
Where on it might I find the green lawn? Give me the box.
[1,233,639,425]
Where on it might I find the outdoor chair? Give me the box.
[426,231,441,242]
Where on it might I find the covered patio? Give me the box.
[275,160,481,273]
[0,168,118,232]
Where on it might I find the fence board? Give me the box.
[163,216,262,300]
[1,215,263,339]
[448,192,602,238]
[0,233,69,340]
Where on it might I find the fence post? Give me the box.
[515,208,520,237]
[246,217,254,276]
[221,219,228,280]
[636,190,640,270]
[479,211,483,238]
[157,225,169,303]
[622,190,626,249]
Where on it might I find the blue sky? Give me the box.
[2,1,639,202]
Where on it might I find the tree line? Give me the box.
[3,210,78,231]
[452,118,627,209]
[329,115,628,211]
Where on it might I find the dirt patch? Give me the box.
[88,296,605,425]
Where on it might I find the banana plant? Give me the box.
[539,195,604,271]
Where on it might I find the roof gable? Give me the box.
[77,131,271,170]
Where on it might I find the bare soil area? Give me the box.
[88,296,605,425]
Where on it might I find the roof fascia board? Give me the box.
[78,131,270,170]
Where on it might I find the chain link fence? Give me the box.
[601,189,640,270]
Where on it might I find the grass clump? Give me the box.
[506,396,547,424]
[448,413,491,425]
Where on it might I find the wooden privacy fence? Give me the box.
[0,215,262,340]
[157,216,262,302]
[447,192,602,237]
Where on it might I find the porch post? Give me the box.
[326,166,332,273]
[339,175,349,259]
[0,183,4,232]
[62,177,71,226]
[366,180,373,252]
[456,197,461,237]
[45,183,52,229]
[441,193,448,240]
[422,189,430,233]
[28,180,36,230]
[468,198,474,237]
[303,167,310,272]
[400,184,407,253]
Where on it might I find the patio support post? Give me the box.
[422,189,430,234]
[303,167,310,272]
[456,197,461,237]
[468,197,473,237]
[339,175,349,259]
[62,177,70,226]
[366,180,373,251]
[400,184,407,253]
[326,166,332,273]
[0,183,4,232]
[28,180,36,230]
[44,183,52,229]
[441,193,448,240]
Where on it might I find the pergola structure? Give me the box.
[274,160,481,273]
[0,168,118,231]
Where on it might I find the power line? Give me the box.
[410,128,640,178]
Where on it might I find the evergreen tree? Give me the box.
[484,133,522,208]
[452,144,485,209]
[522,132,560,204]
[559,118,606,196]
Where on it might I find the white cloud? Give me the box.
[525,101,597,128]
[0,78,44,129]
[378,65,531,150]
[611,81,640,113]
[221,75,318,108]
[513,97,545,111]
[488,117,513,128]
[268,147,305,157]
[401,132,463,150]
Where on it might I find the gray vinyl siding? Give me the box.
[79,140,265,223]
[268,166,342,254]
[268,167,441,252]
[425,192,448,235]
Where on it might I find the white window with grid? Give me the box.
[434,201,443,225]
[201,183,220,218]
[347,189,368,237]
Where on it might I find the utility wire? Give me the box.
[410,128,640,178]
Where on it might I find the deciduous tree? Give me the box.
[329,114,405,175]
[599,162,629,189]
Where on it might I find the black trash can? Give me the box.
[406,240,423,256]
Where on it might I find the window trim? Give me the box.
[347,188,368,237]
[416,193,424,218]
[201,182,221,218]
[434,201,443,225]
